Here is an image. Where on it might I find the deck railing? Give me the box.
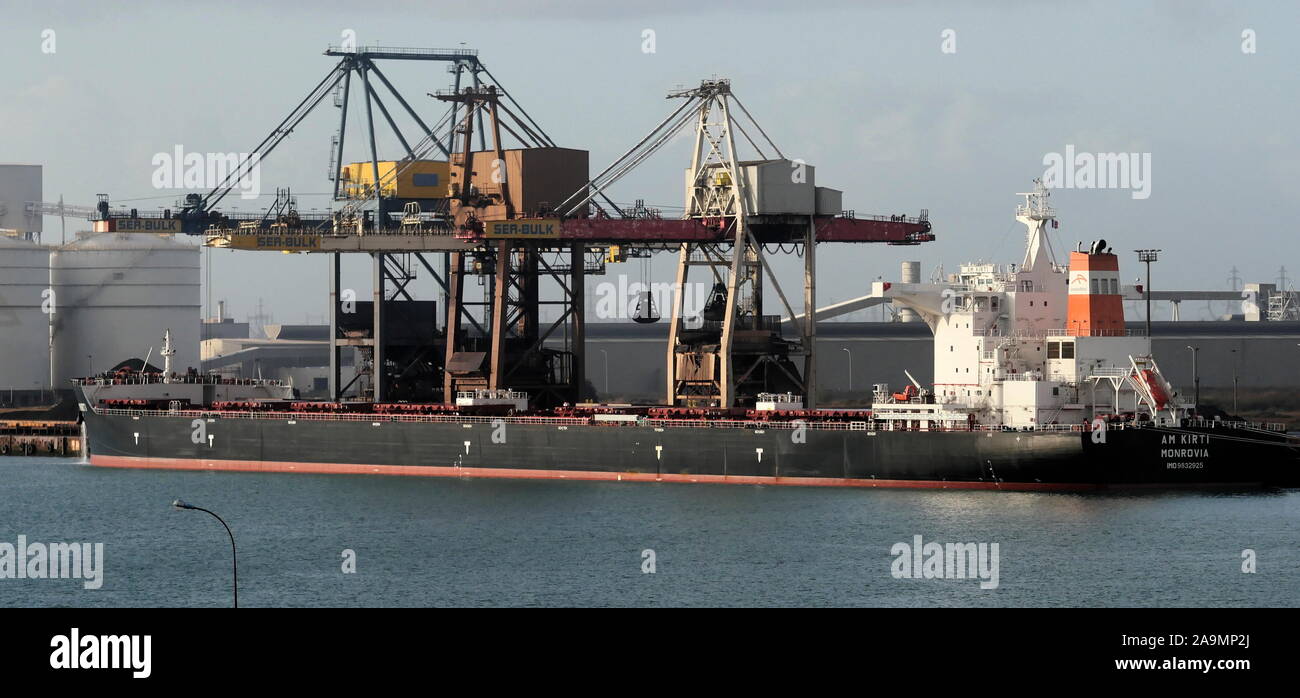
[92,407,1138,434]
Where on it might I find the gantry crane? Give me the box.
[551,78,932,408]
[145,48,935,409]
[324,77,932,408]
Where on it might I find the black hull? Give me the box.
[79,401,1300,490]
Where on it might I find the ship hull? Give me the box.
[79,403,1300,490]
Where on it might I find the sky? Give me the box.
[2,0,1297,325]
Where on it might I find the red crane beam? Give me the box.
[555,217,720,242]
[810,216,933,244]
[549,215,932,244]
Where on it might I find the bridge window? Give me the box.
[1061,341,1075,359]
[1047,341,1060,359]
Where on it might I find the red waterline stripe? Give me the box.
[89,454,1103,491]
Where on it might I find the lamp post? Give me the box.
[1186,345,1199,408]
[841,347,853,394]
[1229,349,1239,416]
[1135,249,1161,339]
[172,499,238,608]
[599,349,609,395]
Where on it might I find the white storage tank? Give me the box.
[899,261,921,323]
[50,232,201,381]
[0,234,54,393]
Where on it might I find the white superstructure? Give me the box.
[867,181,1184,430]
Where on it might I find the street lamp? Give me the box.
[841,347,853,394]
[598,349,609,396]
[1186,345,1199,408]
[172,499,238,608]
[1229,349,1239,416]
[1135,249,1161,339]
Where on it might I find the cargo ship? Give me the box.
[76,185,1300,489]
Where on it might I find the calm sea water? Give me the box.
[1,456,1297,607]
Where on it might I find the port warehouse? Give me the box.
[575,320,1300,401]
[88,318,1300,403]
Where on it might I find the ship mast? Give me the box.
[1015,179,1057,272]
[160,329,175,383]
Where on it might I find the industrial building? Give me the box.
[574,320,1300,403]
[0,231,200,406]
[0,234,51,404]
[49,232,200,382]
[202,321,355,397]
[1,165,201,407]
[0,164,43,239]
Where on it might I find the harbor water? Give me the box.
[1,456,1296,607]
